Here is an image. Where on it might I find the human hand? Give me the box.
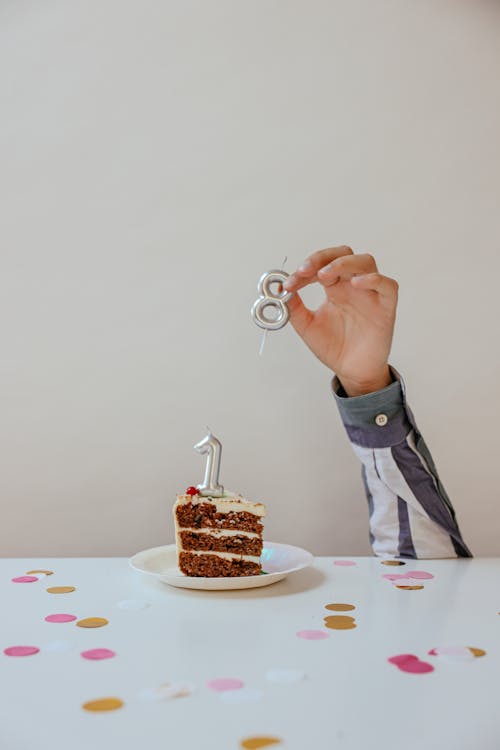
[283,246,398,396]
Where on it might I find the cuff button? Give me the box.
[375,413,388,426]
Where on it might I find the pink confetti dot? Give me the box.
[206,678,244,692]
[382,573,410,581]
[4,646,40,657]
[81,648,116,661]
[296,629,330,640]
[406,571,434,580]
[388,654,418,667]
[45,614,77,623]
[12,576,38,583]
[333,560,357,566]
[388,653,434,674]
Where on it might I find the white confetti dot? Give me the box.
[138,682,195,701]
[265,668,306,684]
[431,646,475,663]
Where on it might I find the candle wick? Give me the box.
[281,255,288,269]
[258,329,268,356]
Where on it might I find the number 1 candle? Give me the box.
[194,430,224,497]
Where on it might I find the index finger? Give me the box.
[284,246,353,292]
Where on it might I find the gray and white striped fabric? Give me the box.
[332,367,471,559]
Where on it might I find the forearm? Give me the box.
[333,367,471,559]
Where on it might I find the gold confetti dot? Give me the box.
[468,647,486,658]
[325,603,355,612]
[47,586,75,594]
[76,617,109,629]
[381,560,406,566]
[396,585,424,590]
[240,738,282,750]
[324,615,357,630]
[82,697,123,712]
[26,569,54,576]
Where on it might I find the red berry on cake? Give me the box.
[185,486,199,496]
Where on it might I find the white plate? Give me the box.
[129,542,314,590]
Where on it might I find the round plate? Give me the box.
[129,542,314,590]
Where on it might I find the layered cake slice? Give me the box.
[174,487,266,577]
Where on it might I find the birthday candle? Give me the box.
[251,269,293,331]
[194,430,224,497]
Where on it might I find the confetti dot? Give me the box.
[117,599,151,611]
[82,697,123,712]
[388,654,434,674]
[43,641,74,654]
[406,571,434,580]
[324,615,357,630]
[382,573,410,581]
[296,629,330,640]
[396,585,424,591]
[388,654,418,667]
[333,560,357,566]
[81,648,116,660]
[241,738,282,749]
[26,570,53,577]
[4,646,40,657]
[221,689,263,705]
[47,586,76,594]
[12,576,38,583]
[265,668,306,684]
[428,646,475,663]
[469,647,486,658]
[381,560,406,566]
[138,682,195,701]
[45,614,77,623]
[325,603,355,612]
[76,617,109,629]
[207,678,244,692]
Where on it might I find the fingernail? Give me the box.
[298,261,313,273]
[283,276,294,289]
[318,264,331,277]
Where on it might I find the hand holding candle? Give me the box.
[282,246,396,395]
[194,430,224,497]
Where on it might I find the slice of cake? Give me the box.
[173,487,266,577]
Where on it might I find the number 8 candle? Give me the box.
[251,269,293,330]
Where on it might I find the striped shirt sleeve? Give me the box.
[332,366,471,559]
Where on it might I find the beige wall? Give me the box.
[1,0,499,557]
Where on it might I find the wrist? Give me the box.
[337,366,393,397]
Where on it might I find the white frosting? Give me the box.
[175,494,265,518]
[177,526,260,540]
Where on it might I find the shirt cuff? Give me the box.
[332,366,412,448]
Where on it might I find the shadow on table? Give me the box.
[145,565,327,600]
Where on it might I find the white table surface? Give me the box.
[1,554,499,750]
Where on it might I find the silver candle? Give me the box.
[251,269,293,330]
[194,430,224,497]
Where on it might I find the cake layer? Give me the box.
[179,551,261,577]
[176,502,263,534]
[176,493,265,517]
[179,530,263,556]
